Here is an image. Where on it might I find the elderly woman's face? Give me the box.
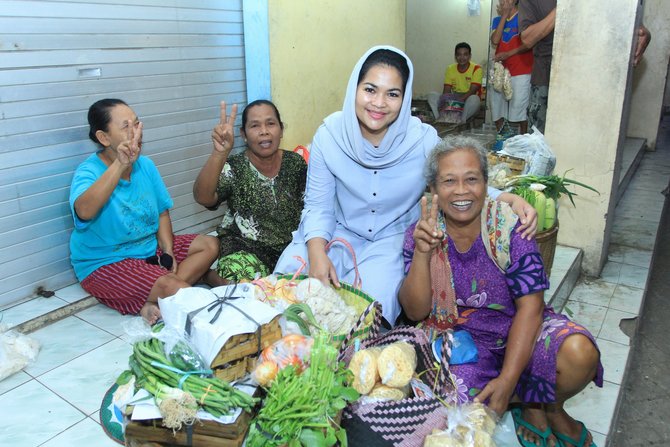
[432,148,487,227]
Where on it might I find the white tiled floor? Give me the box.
[1,147,668,446]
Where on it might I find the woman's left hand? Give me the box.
[474,375,516,416]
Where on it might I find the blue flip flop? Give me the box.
[553,420,597,447]
[511,407,553,447]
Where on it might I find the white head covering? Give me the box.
[322,45,436,169]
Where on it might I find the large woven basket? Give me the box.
[536,221,559,278]
[276,274,376,344]
[487,152,526,176]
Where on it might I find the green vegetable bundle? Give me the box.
[246,330,359,447]
[129,336,259,419]
[506,171,599,232]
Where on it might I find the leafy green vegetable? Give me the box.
[246,330,359,447]
[506,170,599,207]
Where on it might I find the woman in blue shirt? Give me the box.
[69,99,224,324]
[274,47,537,326]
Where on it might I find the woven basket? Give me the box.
[276,274,376,344]
[487,152,526,176]
[536,221,559,278]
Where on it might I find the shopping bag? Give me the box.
[338,320,458,447]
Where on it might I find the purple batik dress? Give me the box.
[403,222,604,404]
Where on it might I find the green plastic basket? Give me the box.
[277,274,376,343]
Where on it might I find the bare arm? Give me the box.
[193,101,238,207]
[74,121,142,221]
[520,8,556,48]
[475,292,544,415]
[156,210,177,273]
[491,0,514,47]
[443,84,453,95]
[633,24,651,66]
[398,195,443,321]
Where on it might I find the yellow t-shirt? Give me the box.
[444,62,483,95]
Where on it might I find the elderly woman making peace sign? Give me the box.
[399,136,603,447]
[194,100,306,280]
[69,99,224,324]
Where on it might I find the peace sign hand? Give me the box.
[212,101,238,155]
[116,120,143,167]
[413,194,444,255]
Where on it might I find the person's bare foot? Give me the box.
[140,301,161,325]
[202,269,229,287]
[516,406,559,447]
[546,408,593,447]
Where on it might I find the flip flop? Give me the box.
[511,407,553,447]
[553,420,597,447]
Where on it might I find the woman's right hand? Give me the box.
[212,101,237,155]
[308,241,340,288]
[116,120,143,167]
[413,195,444,255]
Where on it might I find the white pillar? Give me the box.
[546,0,639,275]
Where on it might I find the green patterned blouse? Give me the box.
[211,150,307,269]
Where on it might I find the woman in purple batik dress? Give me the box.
[399,135,604,447]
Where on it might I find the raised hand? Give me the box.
[212,101,238,154]
[413,194,444,255]
[116,120,143,167]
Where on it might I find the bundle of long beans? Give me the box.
[130,336,258,417]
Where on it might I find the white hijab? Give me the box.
[322,45,437,169]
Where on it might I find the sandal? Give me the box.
[511,407,553,447]
[553,420,597,447]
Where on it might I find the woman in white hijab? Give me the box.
[275,46,536,326]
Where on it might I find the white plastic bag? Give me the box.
[0,322,40,381]
[502,125,556,176]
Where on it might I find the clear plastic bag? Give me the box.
[502,126,556,176]
[0,322,40,382]
[424,402,499,446]
[252,334,313,386]
[122,317,209,373]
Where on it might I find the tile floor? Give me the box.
[1,147,668,446]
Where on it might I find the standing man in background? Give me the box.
[518,0,555,133]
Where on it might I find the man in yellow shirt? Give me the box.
[443,42,483,123]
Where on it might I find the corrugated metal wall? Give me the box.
[0,0,247,308]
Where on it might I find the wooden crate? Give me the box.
[209,315,282,370]
[125,409,251,447]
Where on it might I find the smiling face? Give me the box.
[432,148,487,229]
[355,63,404,146]
[455,47,471,70]
[240,103,283,159]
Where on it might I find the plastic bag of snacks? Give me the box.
[424,402,499,446]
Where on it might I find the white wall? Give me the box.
[407,0,493,97]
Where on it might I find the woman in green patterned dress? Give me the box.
[193,100,307,280]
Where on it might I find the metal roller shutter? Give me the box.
[0,0,247,307]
